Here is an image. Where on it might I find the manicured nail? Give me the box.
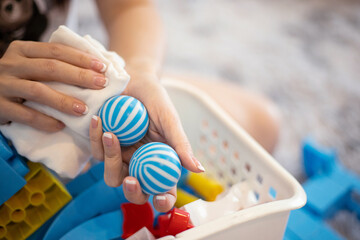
[124,179,137,192]
[103,132,113,146]
[73,103,88,115]
[155,195,166,206]
[94,76,108,87]
[195,159,205,172]
[57,121,65,129]
[91,60,107,73]
[91,115,98,128]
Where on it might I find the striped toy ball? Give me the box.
[129,142,182,195]
[99,95,149,146]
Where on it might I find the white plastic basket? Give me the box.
[161,78,307,240]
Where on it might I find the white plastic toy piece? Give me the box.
[125,227,155,240]
[182,182,258,226]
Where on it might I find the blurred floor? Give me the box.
[78,0,360,239]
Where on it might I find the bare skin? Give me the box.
[0,41,108,130]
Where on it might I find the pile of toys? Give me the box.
[0,134,228,239]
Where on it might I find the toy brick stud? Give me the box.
[99,95,149,146]
[129,142,182,195]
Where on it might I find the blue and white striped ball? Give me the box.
[129,142,182,195]
[99,95,149,146]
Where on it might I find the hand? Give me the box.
[0,40,108,132]
[89,69,205,212]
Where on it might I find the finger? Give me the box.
[0,97,65,132]
[162,105,205,173]
[123,176,149,205]
[20,58,108,89]
[153,187,177,213]
[16,41,107,73]
[120,140,147,164]
[102,132,124,187]
[89,115,104,160]
[1,80,88,116]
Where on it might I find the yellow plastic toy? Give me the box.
[186,172,224,201]
[175,189,198,208]
[0,162,72,240]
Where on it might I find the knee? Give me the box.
[243,94,281,153]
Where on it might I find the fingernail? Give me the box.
[91,115,98,128]
[124,179,137,192]
[57,121,65,129]
[155,195,166,206]
[195,159,205,172]
[94,76,108,87]
[73,103,88,115]
[103,132,113,146]
[91,60,107,73]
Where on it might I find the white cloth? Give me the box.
[0,26,130,178]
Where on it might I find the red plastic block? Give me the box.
[155,208,193,238]
[121,202,154,239]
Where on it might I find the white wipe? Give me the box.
[0,26,130,178]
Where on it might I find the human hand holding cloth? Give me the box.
[0,26,130,178]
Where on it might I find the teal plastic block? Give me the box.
[303,175,349,219]
[66,162,104,197]
[7,155,29,177]
[0,158,26,205]
[287,209,343,240]
[0,133,13,161]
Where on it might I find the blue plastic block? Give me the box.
[283,228,301,240]
[0,158,26,205]
[27,213,59,240]
[287,209,319,238]
[302,138,337,177]
[66,162,104,197]
[61,210,124,240]
[44,179,128,240]
[287,209,343,240]
[7,155,29,177]
[328,166,359,188]
[310,226,343,240]
[303,175,350,219]
[0,133,13,161]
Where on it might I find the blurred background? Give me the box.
[78,0,360,239]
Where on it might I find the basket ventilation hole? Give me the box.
[196,150,204,159]
[245,163,251,172]
[202,120,209,130]
[200,135,207,144]
[212,130,218,139]
[209,145,217,155]
[233,151,240,161]
[254,191,260,202]
[269,187,277,199]
[222,140,229,151]
[231,167,237,176]
[221,156,226,164]
[256,174,263,184]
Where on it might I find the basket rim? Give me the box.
[162,78,307,224]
